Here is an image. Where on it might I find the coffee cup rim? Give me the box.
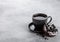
[32,13,47,20]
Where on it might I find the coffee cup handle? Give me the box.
[47,16,52,25]
[28,22,35,32]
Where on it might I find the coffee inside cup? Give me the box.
[33,16,46,20]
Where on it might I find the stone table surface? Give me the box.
[0,0,60,42]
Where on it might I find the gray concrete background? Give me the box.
[0,0,60,42]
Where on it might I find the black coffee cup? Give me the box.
[28,13,52,32]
